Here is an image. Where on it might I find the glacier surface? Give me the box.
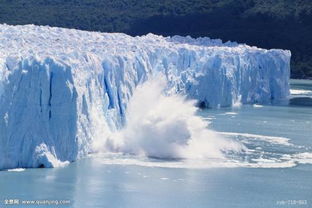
[0,24,290,169]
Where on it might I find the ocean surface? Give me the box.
[0,79,311,208]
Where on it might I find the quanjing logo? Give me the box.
[2,199,71,206]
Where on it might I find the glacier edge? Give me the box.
[0,24,290,169]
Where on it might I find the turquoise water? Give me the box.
[0,80,311,208]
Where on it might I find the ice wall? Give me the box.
[0,24,290,169]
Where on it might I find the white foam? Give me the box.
[224,112,238,115]
[292,152,312,164]
[202,117,215,120]
[96,155,297,169]
[252,158,277,163]
[219,132,292,146]
[7,168,25,172]
[290,89,312,95]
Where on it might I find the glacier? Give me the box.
[0,24,290,170]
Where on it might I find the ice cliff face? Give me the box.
[0,24,290,169]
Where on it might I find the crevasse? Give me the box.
[0,24,290,169]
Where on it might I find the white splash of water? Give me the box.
[103,77,244,159]
[232,95,242,108]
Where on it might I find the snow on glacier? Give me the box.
[0,24,290,169]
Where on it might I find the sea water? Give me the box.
[0,79,311,208]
